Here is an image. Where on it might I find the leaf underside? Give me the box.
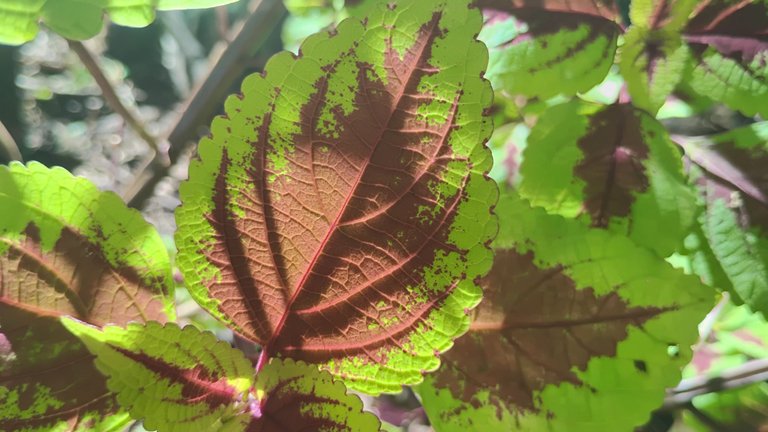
[0,162,174,431]
[0,0,237,45]
[417,190,711,431]
[175,0,496,394]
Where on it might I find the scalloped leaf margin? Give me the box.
[416,190,711,431]
[0,162,174,431]
[175,0,497,395]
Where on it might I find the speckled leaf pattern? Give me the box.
[251,358,381,432]
[0,0,237,45]
[519,101,697,256]
[175,0,496,395]
[683,0,768,117]
[61,321,255,432]
[416,190,711,431]
[479,0,621,99]
[0,162,174,431]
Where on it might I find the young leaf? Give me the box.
[251,358,381,432]
[519,101,697,256]
[479,0,622,99]
[0,162,174,431]
[619,0,698,114]
[416,190,711,431]
[61,320,256,432]
[0,0,238,45]
[683,0,768,117]
[62,321,381,432]
[175,0,496,394]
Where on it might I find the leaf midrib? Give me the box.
[261,14,442,360]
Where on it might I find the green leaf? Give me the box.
[252,358,381,431]
[175,0,496,395]
[62,320,255,432]
[417,190,711,431]
[0,0,239,45]
[519,101,698,256]
[678,123,768,314]
[620,27,690,115]
[701,198,768,315]
[619,0,699,114]
[480,2,621,99]
[0,162,174,431]
[62,320,381,432]
[682,0,768,118]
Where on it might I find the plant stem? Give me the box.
[68,40,168,164]
[121,0,287,208]
[664,358,768,409]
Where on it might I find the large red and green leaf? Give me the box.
[683,0,768,117]
[518,101,697,256]
[175,0,496,395]
[0,162,174,431]
[478,0,622,99]
[677,122,768,314]
[62,320,381,432]
[416,190,711,431]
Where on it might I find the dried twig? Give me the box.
[664,358,768,409]
[68,40,168,164]
[0,120,22,162]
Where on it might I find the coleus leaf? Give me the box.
[175,0,496,395]
[61,320,381,432]
[0,162,174,431]
[519,101,697,256]
[0,0,238,45]
[677,122,768,314]
[416,190,711,431]
[618,0,699,114]
[682,0,768,118]
[478,0,622,99]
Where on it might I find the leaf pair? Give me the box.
[0,162,173,431]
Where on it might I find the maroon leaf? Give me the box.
[685,0,768,64]
[0,304,120,431]
[678,123,768,233]
[436,249,663,413]
[416,192,710,430]
[520,102,696,256]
